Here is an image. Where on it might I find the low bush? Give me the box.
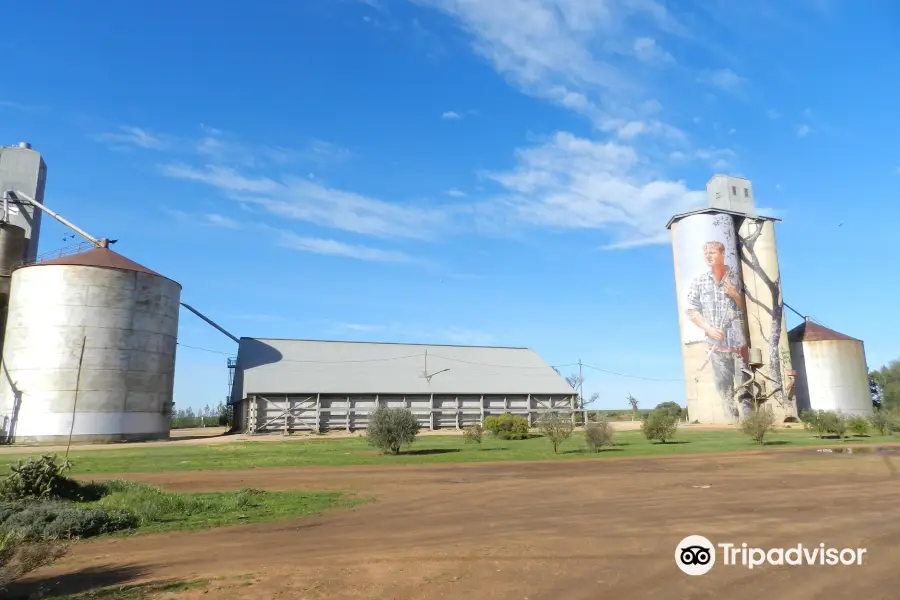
[846,415,870,436]
[641,410,679,444]
[366,406,420,455]
[740,409,777,445]
[0,531,68,592]
[536,411,573,454]
[462,424,484,445]
[800,409,847,438]
[584,418,614,452]
[655,401,683,419]
[0,455,104,503]
[482,413,530,440]
[0,502,136,541]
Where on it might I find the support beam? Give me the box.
[527,393,532,426]
[315,393,321,433]
[180,302,240,344]
[429,394,435,430]
[480,395,485,424]
[346,396,351,432]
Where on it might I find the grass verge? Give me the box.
[37,579,209,600]
[93,481,352,534]
[4,428,898,475]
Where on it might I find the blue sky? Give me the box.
[2,0,898,411]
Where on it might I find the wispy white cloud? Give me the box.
[93,126,169,150]
[766,109,781,120]
[445,188,467,197]
[275,231,413,262]
[413,0,687,137]
[797,124,812,137]
[94,124,350,169]
[162,164,448,240]
[442,111,462,120]
[632,37,675,66]
[482,131,705,249]
[204,213,240,229]
[697,68,745,91]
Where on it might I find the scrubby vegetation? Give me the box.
[462,424,484,445]
[641,409,679,444]
[847,415,871,437]
[366,406,421,455]
[740,409,777,445]
[0,455,347,592]
[800,409,849,439]
[482,413,530,440]
[536,412,573,454]
[584,417,615,452]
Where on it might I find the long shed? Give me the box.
[229,337,577,433]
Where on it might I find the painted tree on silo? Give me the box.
[738,220,792,414]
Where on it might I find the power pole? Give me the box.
[578,359,584,423]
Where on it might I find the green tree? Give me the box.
[871,360,900,409]
[641,410,679,443]
[366,406,420,455]
[537,411,574,454]
[741,409,777,445]
[655,401,683,419]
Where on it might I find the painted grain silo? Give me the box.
[667,174,798,424]
[0,247,181,443]
[669,209,751,424]
[788,320,873,417]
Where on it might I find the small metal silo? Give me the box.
[0,247,181,443]
[788,320,873,417]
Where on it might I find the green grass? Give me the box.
[3,428,897,476]
[91,481,353,534]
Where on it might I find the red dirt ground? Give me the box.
[16,450,900,599]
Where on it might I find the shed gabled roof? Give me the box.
[233,337,576,398]
[788,321,860,343]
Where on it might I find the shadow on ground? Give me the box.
[6,564,149,599]
[401,449,460,456]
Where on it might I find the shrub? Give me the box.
[870,410,890,435]
[654,401,683,419]
[0,502,136,541]
[366,406,420,455]
[0,531,68,592]
[584,418,614,452]
[641,410,679,443]
[829,412,847,438]
[740,409,777,445]
[482,413,530,440]
[847,416,870,436]
[537,411,573,454]
[462,424,484,445]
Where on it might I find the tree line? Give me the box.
[871,359,900,409]
[170,401,232,429]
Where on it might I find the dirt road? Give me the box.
[20,450,900,599]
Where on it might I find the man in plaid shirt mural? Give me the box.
[685,241,749,420]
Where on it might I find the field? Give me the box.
[6,428,900,599]
[3,427,898,475]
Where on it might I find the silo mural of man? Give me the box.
[685,241,749,420]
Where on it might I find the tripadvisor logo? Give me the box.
[675,535,867,575]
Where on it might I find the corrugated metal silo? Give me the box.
[788,321,873,417]
[0,223,26,356]
[0,247,181,443]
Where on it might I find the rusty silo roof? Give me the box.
[788,321,861,343]
[34,247,171,280]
